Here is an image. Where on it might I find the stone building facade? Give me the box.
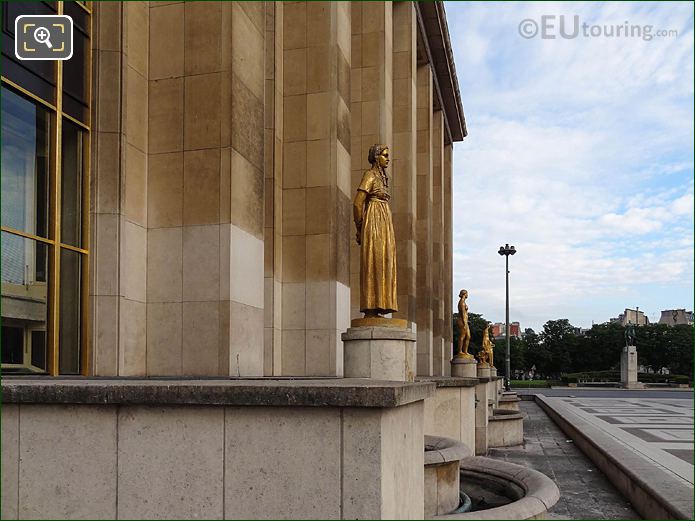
[1,1,465,378]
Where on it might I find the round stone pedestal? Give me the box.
[489,367,498,377]
[477,364,491,378]
[451,356,477,377]
[342,326,416,381]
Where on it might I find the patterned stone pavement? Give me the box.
[552,396,694,486]
[487,400,640,520]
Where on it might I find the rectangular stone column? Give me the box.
[91,2,149,376]
[144,2,266,377]
[443,143,454,372]
[350,2,393,320]
[263,3,284,375]
[391,2,418,329]
[431,110,445,376]
[416,65,433,376]
[91,2,123,375]
[475,379,489,455]
[280,2,351,376]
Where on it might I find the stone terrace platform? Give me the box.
[487,400,638,520]
[536,394,694,520]
[1,376,435,407]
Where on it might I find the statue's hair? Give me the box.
[368,144,389,166]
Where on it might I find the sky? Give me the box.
[445,2,694,332]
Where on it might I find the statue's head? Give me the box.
[459,289,468,298]
[368,144,390,169]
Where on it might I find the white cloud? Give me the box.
[446,2,694,331]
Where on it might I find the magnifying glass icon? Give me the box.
[33,26,52,49]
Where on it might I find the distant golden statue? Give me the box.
[353,144,398,317]
[482,323,495,368]
[455,289,473,359]
[476,347,489,366]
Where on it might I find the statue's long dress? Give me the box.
[358,167,398,314]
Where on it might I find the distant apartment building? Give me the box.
[492,321,521,339]
[609,308,649,326]
[658,309,694,326]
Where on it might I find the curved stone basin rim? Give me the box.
[425,435,473,465]
[430,456,560,520]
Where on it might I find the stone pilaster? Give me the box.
[263,2,284,375]
[280,2,351,376]
[416,65,433,376]
[350,2,393,320]
[443,143,454,371]
[91,2,150,376]
[431,109,445,376]
[391,2,418,329]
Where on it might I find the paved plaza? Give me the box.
[548,396,694,484]
[487,401,639,519]
[528,389,694,519]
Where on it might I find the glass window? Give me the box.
[61,118,84,247]
[1,1,58,103]
[1,87,51,238]
[62,28,89,122]
[1,326,23,364]
[1,232,48,373]
[2,1,90,376]
[58,248,81,374]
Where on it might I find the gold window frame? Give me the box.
[1,1,92,376]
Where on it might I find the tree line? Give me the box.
[452,314,693,380]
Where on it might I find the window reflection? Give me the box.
[1,87,50,238]
[1,232,48,373]
[61,119,84,247]
[59,248,81,374]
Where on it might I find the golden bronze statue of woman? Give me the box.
[353,144,398,318]
[481,323,495,368]
[455,289,473,358]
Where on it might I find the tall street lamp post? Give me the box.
[498,244,516,391]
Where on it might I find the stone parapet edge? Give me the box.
[416,376,478,388]
[1,378,436,408]
[535,394,694,520]
[488,409,523,422]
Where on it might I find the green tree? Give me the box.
[637,324,671,374]
[522,329,552,378]
[493,336,526,378]
[667,324,693,378]
[582,322,624,372]
[539,319,578,378]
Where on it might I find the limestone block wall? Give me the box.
[263,3,284,375]
[391,2,418,329]
[350,2,393,321]
[88,1,459,379]
[147,1,267,377]
[431,109,446,376]
[443,144,454,357]
[423,385,476,452]
[278,1,352,376]
[1,401,424,519]
[415,64,433,376]
[90,2,149,376]
[91,1,268,377]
